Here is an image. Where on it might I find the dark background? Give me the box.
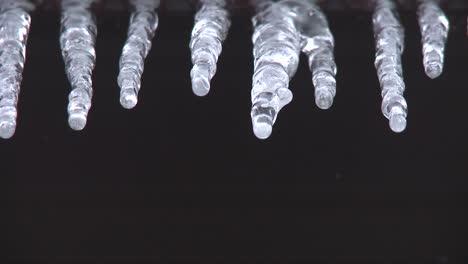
[4,7,468,263]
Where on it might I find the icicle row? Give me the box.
[417,0,449,79]
[118,0,160,109]
[250,1,301,139]
[0,0,34,139]
[189,0,231,96]
[373,0,408,133]
[60,0,97,130]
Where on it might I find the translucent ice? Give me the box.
[60,0,97,130]
[0,0,34,139]
[118,0,160,109]
[372,0,408,133]
[417,0,449,79]
[251,0,301,139]
[189,0,230,97]
[294,1,337,110]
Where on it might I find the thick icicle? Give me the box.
[60,0,97,130]
[373,0,408,133]
[296,1,337,110]
[189,0,231,96]
[250,1,301,139]
[0,0,34,139]
[417,0,449,79]
[118,0,160,109]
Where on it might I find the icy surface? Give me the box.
[118,0,160,109]
[60,0,97,130]
[189,0,230,97]
[0,0,34,139]
[417,0,449,79]
[251,0,301,139]
[373,0,408,133]
[294,1,337,110]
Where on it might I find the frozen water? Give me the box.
[417,0,449,79]
[250,0,302,139]
[118,0,160,109]
[0,0,34,139]
[60,0,97,130]
[190,0,230,96]
[373,0,408,133]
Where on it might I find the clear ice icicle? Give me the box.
[0,0,34,139]
[60,0,97,130]
[189,0,231,96]
[373,0,408,133]
[295,1,337,110]
[118,0,160,109]
[417,0,449,79]
[250,1,301,139]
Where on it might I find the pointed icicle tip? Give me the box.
[0,118,16,139]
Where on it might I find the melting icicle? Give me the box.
[118,0,160,109]
[295,1,337,110]
[417,0,449,79]
[250,1,301,139]
[0,0,34,139]
[373,0,408,133]
[189,0,231,96]
[60,0,97,130]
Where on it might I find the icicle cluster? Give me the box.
[0,0,34,139]
[373,0,408,133]
[60,0,97,130]
[417,0,449,79]
[250,1,301,139]
[250,0,336,139]
[189,0,231,96]
[118,0,160,109]
[0,0,460,140]
[297,2,337,110]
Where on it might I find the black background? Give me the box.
[5,8,468,263]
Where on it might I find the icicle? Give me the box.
[372,0,408,133]
[0,0,34,139]
[296,1,337,110]
[250,1,301,139]
[60,0,97,130]
[417,0,449,79]
[189,0,231,96]
[118,0,160,109]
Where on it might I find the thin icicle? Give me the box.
[60,0,97,130]
[189,0,231,96]
[118,0,160,109]
[0,0,34,139]
[417,0,449,79]
[250,1,301,139]
[373,0,408,133]
[296,1,337,110]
